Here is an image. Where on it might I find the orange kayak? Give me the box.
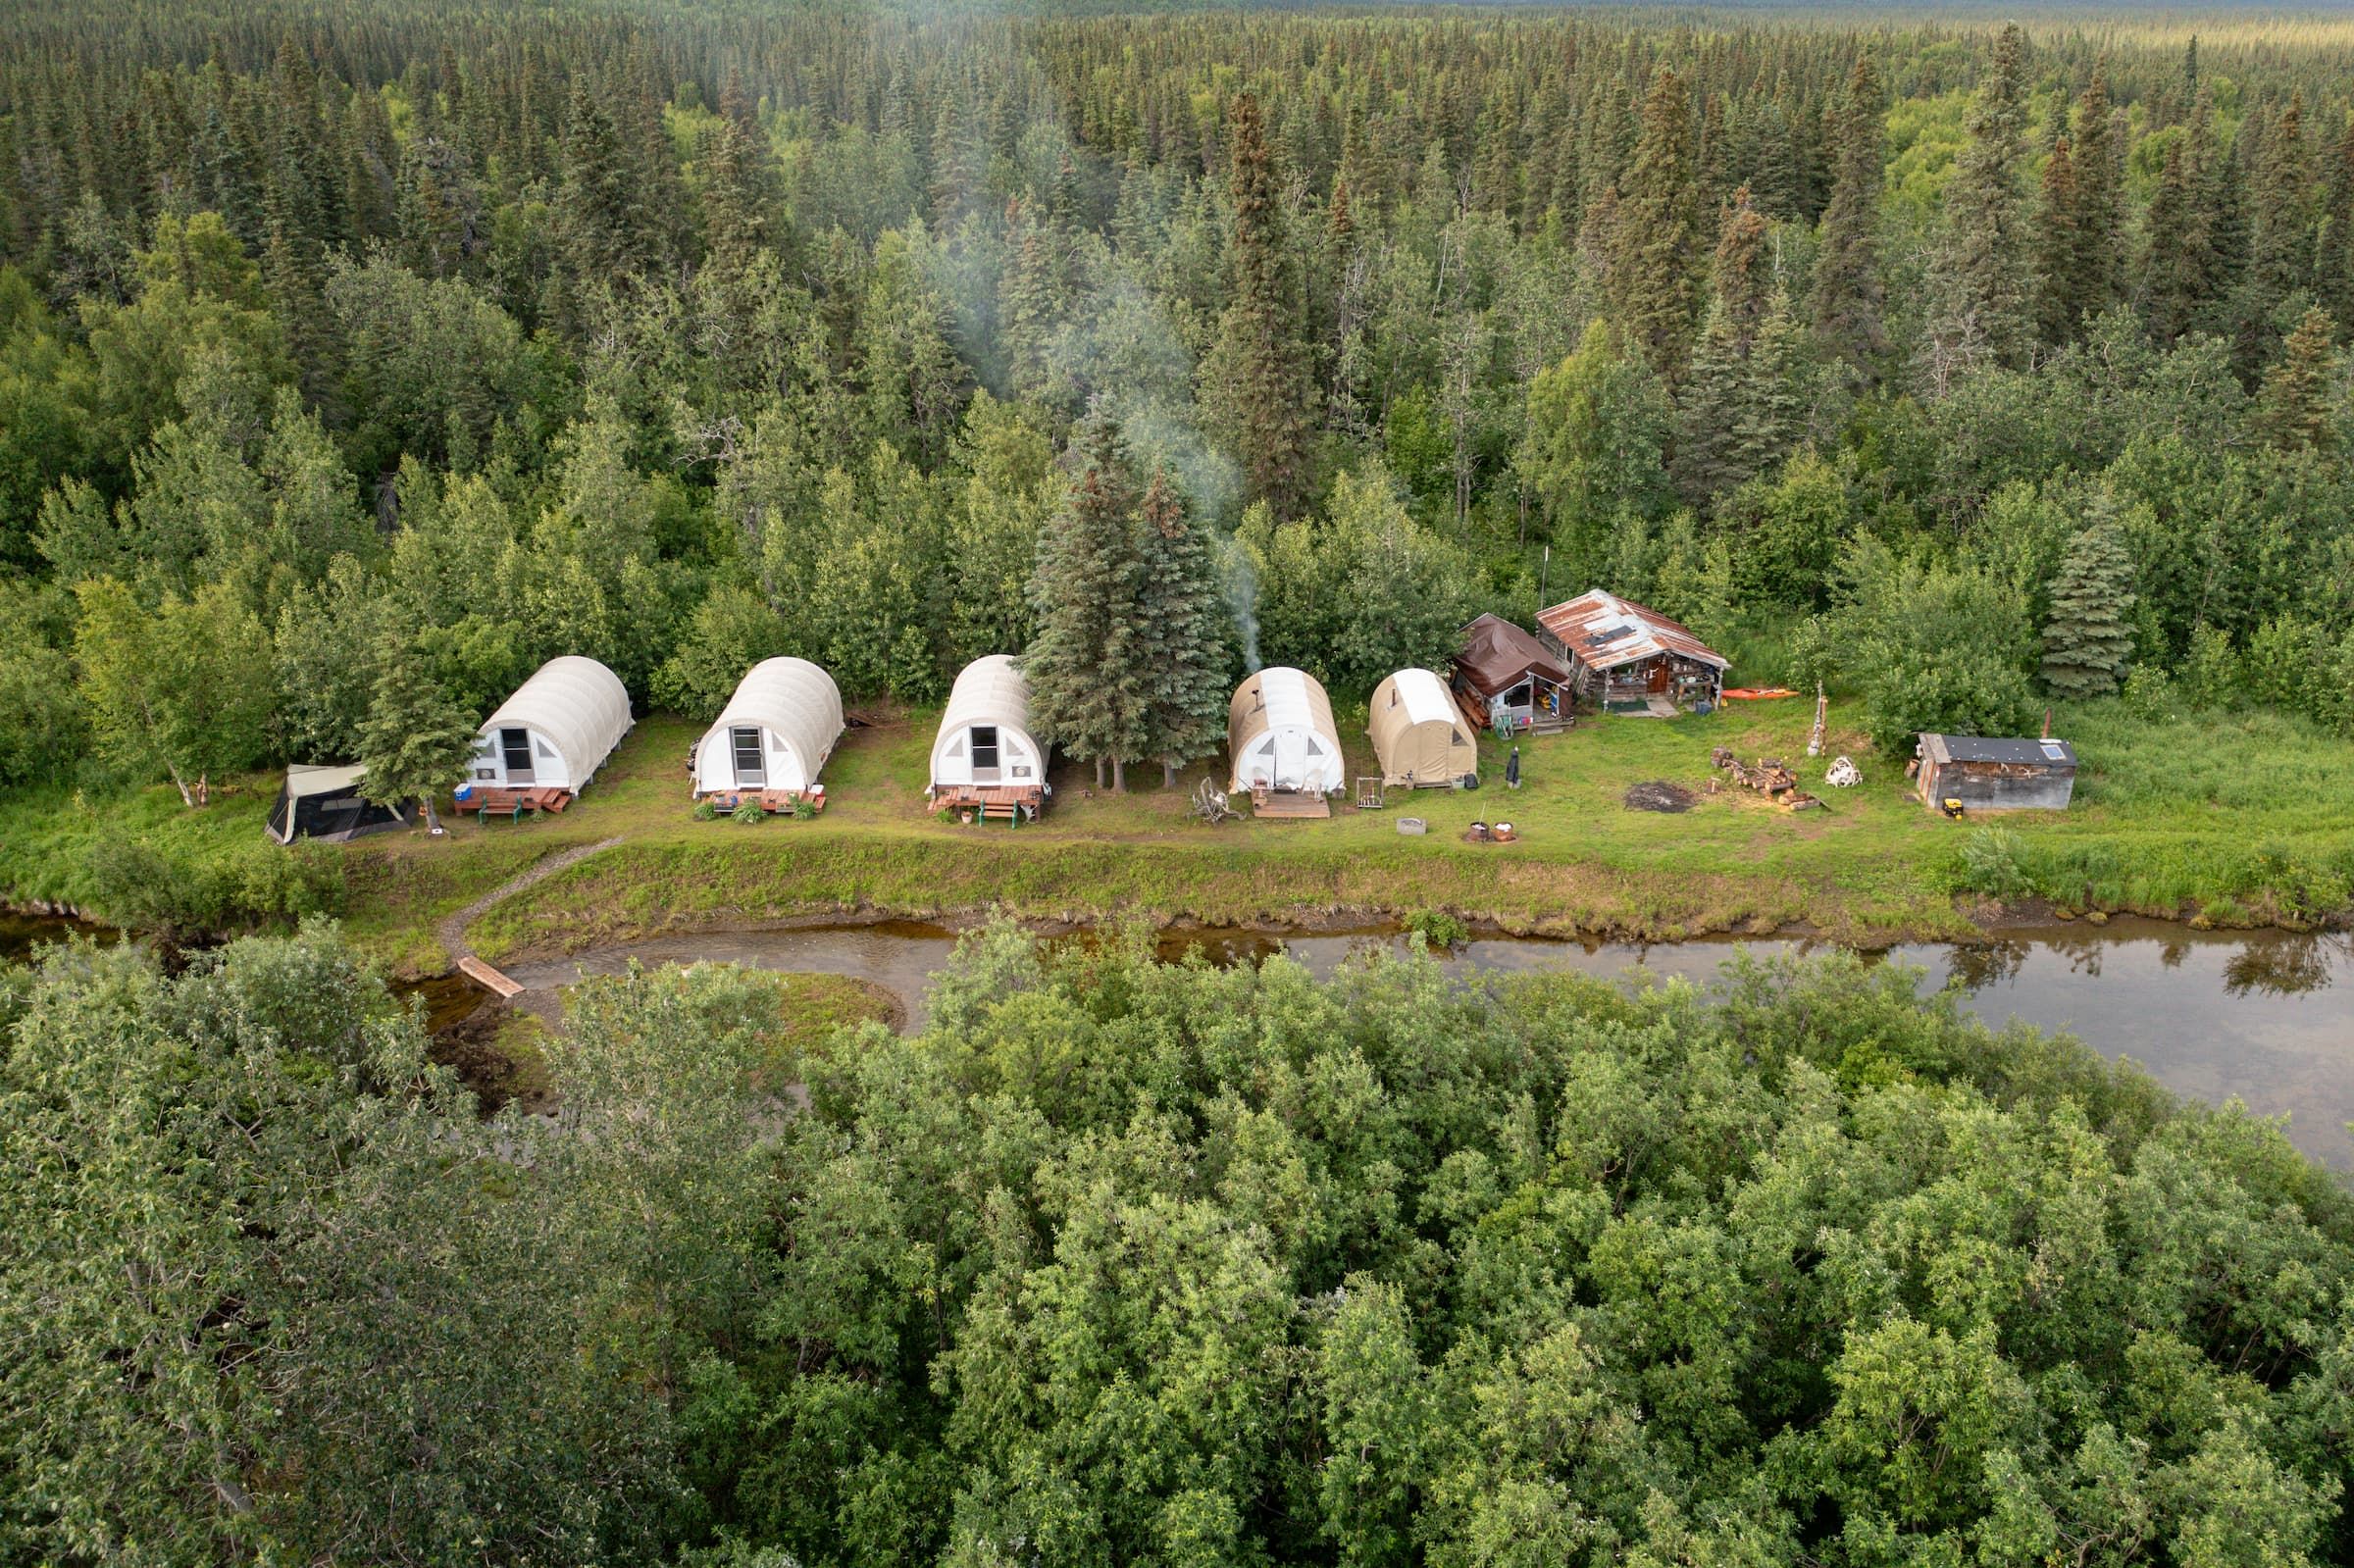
[1720,687,1799,700]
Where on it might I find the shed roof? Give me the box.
[1455,614,1570,694]
[1920,734,2077,768]
[702,657,844,773]
[482,656,633,784]
[1536,590,1730,672]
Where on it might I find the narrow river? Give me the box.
[496,918,2354,1172]
[7,913,2347,1170]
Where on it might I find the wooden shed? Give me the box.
[1916,734,2077,813]
[266,764,415,844]
[691,657,844,808]
[465,656,632,807]
[1367,668,1480,788]
[929,655,1049,820]
[1536,589,1728,715]
[1229,667,1345,802]
[1453,614,1573,734]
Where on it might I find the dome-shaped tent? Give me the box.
[929,655,1047,801]
[468,656,633,794]
[692,658,844,797]
[1367,667,1479,788]
[1228,667,1345,795]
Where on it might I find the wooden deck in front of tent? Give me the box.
[1250,787,1332,820]
[696,786,828,816]
[929,784,1045,824]
[454,785,574,823]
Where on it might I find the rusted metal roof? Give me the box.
[1454,614,1570,694]
[1536,590,1730,672]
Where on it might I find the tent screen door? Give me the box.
[499,728,534,783]
[970,726,1000,781]
[1273,728,1306,790]
[731,727,764,786]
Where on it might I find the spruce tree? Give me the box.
[1201,92,1315,521]
[2251,90,2317,316]
[1928,24,2031,380]
[1613,66,1699,379]
[358,653,477,833]
[1675,188,1789,499]
[1024,409,1147,790]
[1813,55,1888,382]
[2323,114,2354,326]
[2251,305,2336,453]
[2069,71,2124,322]
[2041,511,2137,700]
[2032,136,2083,346]
[1130,469,1231,787]
[2143,134,2215,344]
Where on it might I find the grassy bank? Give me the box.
[4,695,2348,975]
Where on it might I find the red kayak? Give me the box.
[1720,687,1799,700]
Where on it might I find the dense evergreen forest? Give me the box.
[4,1,2354,807]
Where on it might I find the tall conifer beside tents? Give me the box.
[1367,668,1480,788]
[691,658,844,804]
[466,656,633,799]
[1228,667,1345,797]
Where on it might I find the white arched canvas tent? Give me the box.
[1367,667,1479,788]
[692,658,844,798]
[929,655,1047,806]
[467,656,633,794]
[1228,668,1345,795]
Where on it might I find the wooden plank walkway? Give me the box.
[457,955,524,998]
[1251,789,1332,819]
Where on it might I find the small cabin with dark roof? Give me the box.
[1915,733,2077,813]
[1453,614,1573,733]
[1535,589,1728,715]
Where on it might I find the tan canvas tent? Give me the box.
[1367,667,1479,788]
[1228,667,1345,794]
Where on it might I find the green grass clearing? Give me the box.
[5,695,2348,974]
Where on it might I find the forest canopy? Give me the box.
[3,1,2354,801]
[2,921,2350,1564]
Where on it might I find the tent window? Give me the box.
[1304,736,1324,756]
[1452,730,1466,746]
[732,727,764,784]
[971,726,1000,773]
[537,739,558,761]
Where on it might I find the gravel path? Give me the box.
[435,836,624,963]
